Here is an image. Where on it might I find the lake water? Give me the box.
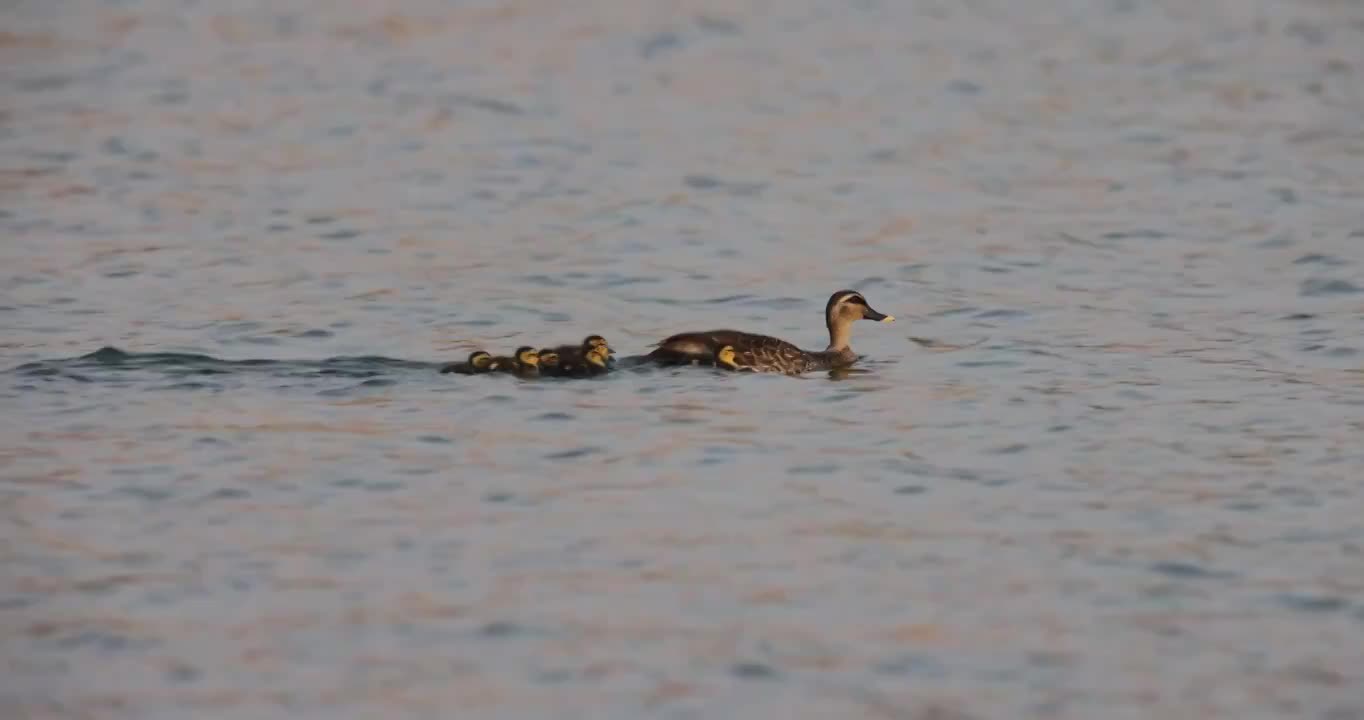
[3,0,1364,718]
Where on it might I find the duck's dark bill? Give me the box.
[863,308,894,322]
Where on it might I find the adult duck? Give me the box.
[646,289,894,374]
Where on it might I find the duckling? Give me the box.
[646,289,894,375]
[552,335,614,375]
[493,346,540,378]
[714,344,753,372]
[559,344,611,378]
[536,348,563,377]
[440,350,496,375]
[584,334,614,365]
[582,344,611,376]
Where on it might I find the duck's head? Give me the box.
[825,290,893,352]
[468,350,495,370]
[716,344,739,370]
[583,335,613,356]
[584,345,610,371]
[827,289,893,325]
[537,348,560,370]
[514,346,539,367]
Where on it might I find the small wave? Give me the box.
[7,346,441,383]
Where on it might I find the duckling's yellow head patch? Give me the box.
[514,346,539,366]
[469,351,494,369]
[584,335,612,354]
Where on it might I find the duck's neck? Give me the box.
[825,317,852,353]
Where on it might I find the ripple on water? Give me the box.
[53,629,157,654]
[1300,278,1362,296]
[331,478,405,493]
[521,274,570,287]
[1273,594,1351,613]
[875,653,950,678]
[543,446,603,460]
[787,463,840,475]
[478,621,529,638]
[1102,228,1170,241]
[730,662,780,680]
[202,488,249,501]
[1149,561,1238,580]
[682,175,766,196]
[1294,253,1349,266]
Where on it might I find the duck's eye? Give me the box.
[845,295,867,306]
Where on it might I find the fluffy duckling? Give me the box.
[580,345,611,376]
[584,334,613,363]
[493,346,540,377]
[557,344,611,378]
[551,335,613,375]
[440,350,496,375]
[715,344,748,372]
[536,348,562,376]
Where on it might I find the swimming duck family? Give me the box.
[646,289,893,374]
[440,290,893,378]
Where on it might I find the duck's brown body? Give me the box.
[646,290,893,375]
[648,330,854,374]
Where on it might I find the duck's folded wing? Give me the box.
[649,330,806,365]
[646,330,748,359]
[735,335,808,370]
[647,330,728,362]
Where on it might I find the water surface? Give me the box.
[4,0,1364,718]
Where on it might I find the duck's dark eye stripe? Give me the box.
[846,295,867,305]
